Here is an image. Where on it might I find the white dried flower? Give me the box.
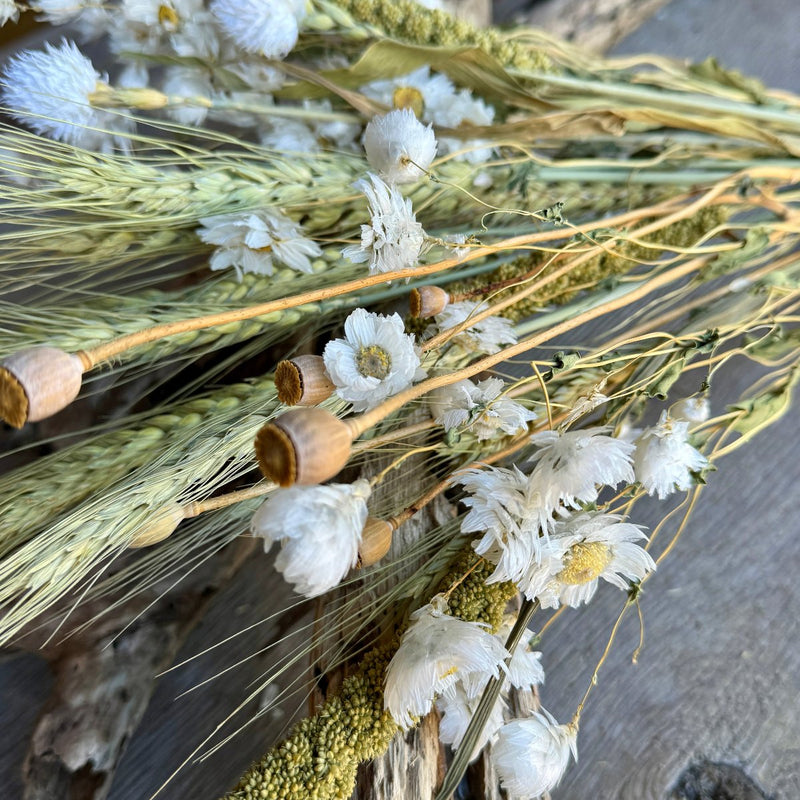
[162,67,212,127]
[671,395,710,423]
[251,479,370,597]
[430,377,535,441]
[433,300,517,355]
[342,173,426,276]
[527,427,635,525]
[198,209,322,279]
[306,99,360,147]
[260,119,319,153]
[363,108,437,185]
[211,0,304,59]
[527,512,655,608]
[633,411,709,499]
[1,40,133,152]
[31,0,108,37]
[323,308,425,412]
[0,0,19,26]
[436,682,507,757]
[384,595,509,729]
[457,466,547,585]
[505,635,545,691]
[493,709,578,799]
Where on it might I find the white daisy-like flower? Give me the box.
[306,99,360,147]
[671,395,710,423]
[527,512,655,608]
[457,466,547,585]
[527,427,635,525]
[162,67,212,127]
[211,0,304,59]
[260,119,319,153]
[197,209,322,279]
[430,377,535,441]
[633,411,709,499]
[384,595,509,729]
[363,108,437,185]
[435,89,496,164]
[0,0,19,26]
[342,173,426,276]
[250,479,370,597]
[505,635,545,691]
[433,300,517,355]
[323,308,425,412]
[493,709,578,799]
[1,41,133,152]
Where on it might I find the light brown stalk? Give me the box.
[74,196,694,370]
[421,182,738,353]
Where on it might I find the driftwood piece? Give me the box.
[18,537,256,800]
[499,0,670,53]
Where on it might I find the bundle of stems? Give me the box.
[0,1,799,798]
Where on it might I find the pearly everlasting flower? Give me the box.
[0,0,19,26]
[1,41,133,152]
[457,466,547,584]
[384,595,509,728]
[361,66,496,163]
[525,512,655,608]
[342,173,426,276]
[251,479,370,597]
[433,301,517,355]
[197,209,322,279]
[363,108,437,185]
[430,377,535,441]
[211,0,304,59]
[633,411,709,499]
[671,395,710,423]
[162,67,212,127]
[436,682,507,757]
[527,427,635,525]
[493,709,578,798]
[260,119,319,153]
[323,308,425,412]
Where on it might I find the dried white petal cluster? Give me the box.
[1,40,133,151]
[384,595,509,729]
[364,108,437,185]
[633,410,709,499]
[323,308,425,412]
[429,377,536,441]
[251,479,371,597]
[211,0,306,59]
[434,300,518,355]
[493,709,578,798]
[198,209,322,278]
[343,173,426,275]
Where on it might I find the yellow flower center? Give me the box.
[392,86,425,119]
[355,345,392,380]
[158,4,180,27]
[558,541,612,585]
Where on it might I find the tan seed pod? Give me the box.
[275,355,336,406]
[254,407,354,487]
[357,517,394,567]
[409,285,449,318]
[128,502,185,548]
[0,346,84,428]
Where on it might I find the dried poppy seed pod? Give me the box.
[275,355,336,406]
[0,346,84,428]
[255,407,354,487]
[128,502,185,548]
[357,517,394,567]
[409,285,449,318]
